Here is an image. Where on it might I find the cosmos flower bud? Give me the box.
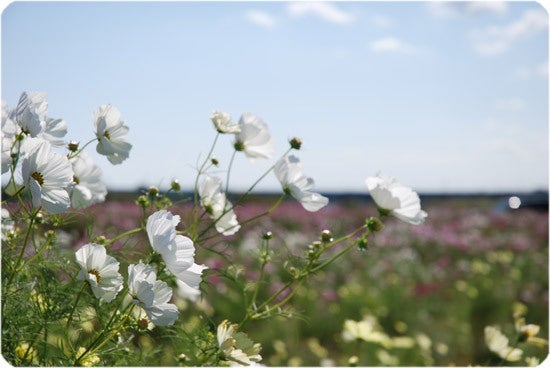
[321,229,333,243]
[289,137,302,150]
[171,179,181,192]
[211,156,219,166]
[136,195,149,209]
[148,186,159,198]
[366,217,384,232]
[356,236,368,251]
[233,141,245,152]
[68,140,79,152]
[262,231,273,240]
[34,212,45,224]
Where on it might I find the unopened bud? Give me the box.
[234,141,245,152]
[262,231,273,240]
[148,186,159,198]
[45,230,56,239]
[289,137,302,150]
[366,217,384,232]
[170,179,181,192]
[68,141,79,152]
[34,212,45,224]
[177,353,187,362]
[136,195,149,208]
[356,236,368,251]
[321,229,333,243]
[211,157,219,166]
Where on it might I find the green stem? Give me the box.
[67,138,98,159]
[66,283,87,329]
[198,194,286,243]
[106,227,143,247]
[311,242,357,273]
[191,133,220,238]
[5,208,40,288]
[225,150,237,195]
[233,148,292,208]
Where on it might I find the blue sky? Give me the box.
[2,1,548,193]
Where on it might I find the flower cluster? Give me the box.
[2,91,131,212]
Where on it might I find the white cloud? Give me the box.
[536,61,548,78]
[470,9,548,55]
[245,10,277,29]
[428,1,508,17]
[370,37,414,53]
[370,14,393,29]
[286,2,354,24]
[495,98,526,111]
[514,61,549,80]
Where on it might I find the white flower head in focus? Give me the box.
[146,210,208,297]
[13,92,67,146]
[217,320,262,366]
[484,325,522,361]
[365,174,427,225]
[127,262,178,326]
[21,138,74,213]
[94,104,132,165]
[70,153,107,209]
[274,155,328,212]
[14,92,48,137]
[75,243,123,303]
[176,263,209,302]
[211,110,241,134]
[199,176,240,236]
[1,101,18,174]
[233,113,275,160]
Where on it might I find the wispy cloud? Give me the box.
[495,97,526,111]
[245,10,277,29]
[470,9,548,56]
[515,61,548,80]
[286,2,354,25]
[370,37,414,53]
[428,1,508,17]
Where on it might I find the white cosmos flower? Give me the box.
[75,243,123,303]
[14,92,48,137]
[274,155,328,212]
[217,320,262,366]
[484,326,522,361]
[1,208,14,240]
[21,138,73,213]
[199,176,240,235]
[146,210,208,298]
[70,153,107,209]
[13,92,67,146]
[127,262,178,326]
[176,263,208,301]
[211,110,241,134]
[365,174,427,225]
[1,101,18,174]
[234,113,275,160]
[94,104,132,165]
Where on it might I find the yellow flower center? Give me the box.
[88,269,101,283]
[31,172,44,186]
[103,130,111,140]
[73,175,80,184]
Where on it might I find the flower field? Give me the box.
[7,192,546,366]
[1,93,547,366]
